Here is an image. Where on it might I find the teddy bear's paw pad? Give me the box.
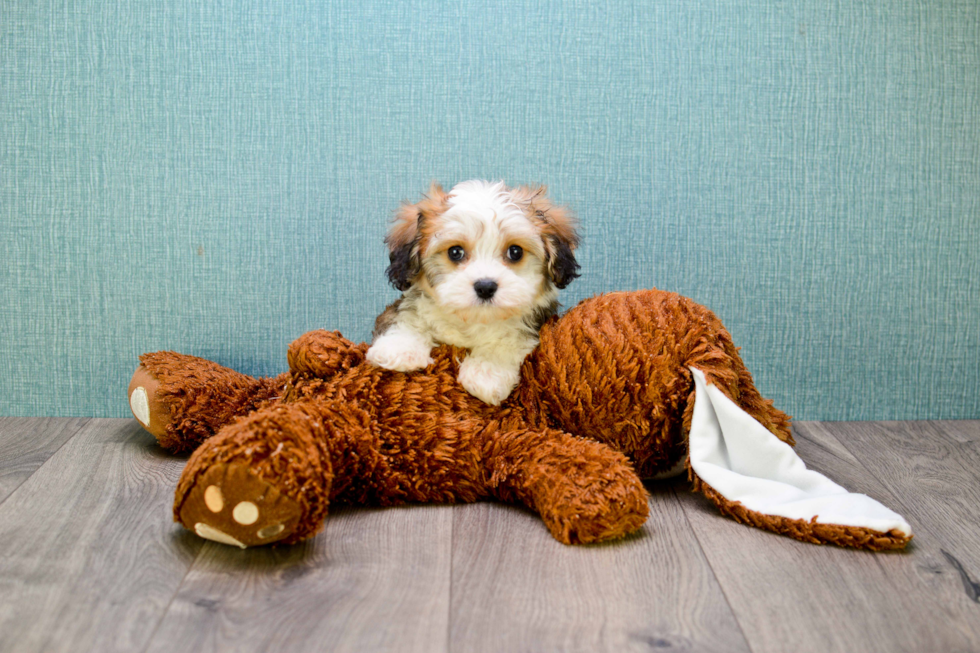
[127,365,171,440]
[130,387,150,426]
[194,522,246,549]
[179,463,302,547]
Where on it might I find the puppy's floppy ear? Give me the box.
[385,205,422,292]
[514,185,581,289]
[385,181,448,291]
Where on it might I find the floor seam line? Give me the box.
[673,482,758,653]
[138,544,209,653]
[0,417,91,510]
[447,504,456,653]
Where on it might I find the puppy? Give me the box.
[366,180,580,405]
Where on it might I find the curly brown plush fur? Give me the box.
[130,289,909,551]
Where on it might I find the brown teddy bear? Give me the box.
[129,289,912,551]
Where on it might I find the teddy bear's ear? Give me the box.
[385,182,447,292]
[288,330,363,377]
[514,185,581,289]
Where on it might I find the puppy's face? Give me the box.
[386,180,580,322]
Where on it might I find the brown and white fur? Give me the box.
[366,180,580,405]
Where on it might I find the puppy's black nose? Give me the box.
[473,278,498,300]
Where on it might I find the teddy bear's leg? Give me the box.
[481,427,650,544]
[128,351,289,453]
[173,399,376,547]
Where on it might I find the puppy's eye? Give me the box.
[447,246,465,262]
[506,245,523,262]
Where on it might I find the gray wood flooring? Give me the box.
[0,417,978,653]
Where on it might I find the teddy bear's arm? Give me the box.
[480,427,650,544]
[129,352,289,453]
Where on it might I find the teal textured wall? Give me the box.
[2,1,978,420]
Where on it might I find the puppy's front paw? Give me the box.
[457,357,520,405]
[366,332,433,372]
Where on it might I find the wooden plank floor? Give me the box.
[0,418,978,653]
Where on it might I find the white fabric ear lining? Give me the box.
[688,367,911,537]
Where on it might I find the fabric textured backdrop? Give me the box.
[1,0,978,420]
